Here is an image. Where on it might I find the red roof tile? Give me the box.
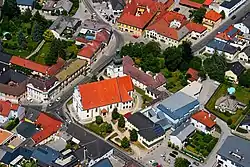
[215,25,241,41]
[186,22,207,33]
[78,76,134,110]
[204,10,222,22]
[192,110,216,128]
[32,113,62,144]
[124,112,132,119]
[203,0,213,6]
[10,56,65,76]
[180,0,203,9]
[0,100,19,117]
[186,68,199,81]
[77,40,102,59]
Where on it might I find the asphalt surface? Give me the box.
[191,0,250,52]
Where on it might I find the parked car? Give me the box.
[193,161,199,166]
[56,97,61,102]
[172,150,178,155]
[231,15,236,20]
[48,103,53,107]
[173,7,180,12]
[169,153,176,158]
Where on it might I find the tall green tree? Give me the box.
[191,8,207,23]
[18,31,26,49]
[239,69,250,87]
[220,10,225,19]
[189,57,202,71]
[174,157,190,167]
[112,108,120,120]
[2,0,20,19]
[121,137,130,148]
[164,46,183,71]
[95,116,103,125]
[130,129,138,142]
[118,115,125,128]
[32,23,44,42]
[21,8,32,23]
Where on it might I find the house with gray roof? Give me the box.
[170,122,195,149]
[238,45,250,65]
[16,0,34,12]
[225,61,245,84]
[42,0,73,14]
[217,136,250,167]
[219,0,247,17]
[110,0,125,13]
[239,115,250,131]
[234,13,250,34]
[205,39,240,61]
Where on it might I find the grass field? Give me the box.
[190,0,205,3]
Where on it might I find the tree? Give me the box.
[239,69,250,87]
[106,123,113,133]
[227,118,232,125]
[191,8,207,24]
[95,116,103,125]
[174,157,191,167]
[43,29,55,42]
[118,115,125,128]
[189,57,202,71]
[32,23,44,42]
[130,129,138,142]
[21,8,32,23]
[180,41,193,62]
[121,137,130,148]
[112,108,120,120]
[164,46,183,71]
[18,31,26,49]
[220,10,225,19]
[2,0,20,19]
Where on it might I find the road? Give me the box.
[191,0,250,52]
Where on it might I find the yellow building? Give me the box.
[202,10,222,31]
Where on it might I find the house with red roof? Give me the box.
[32,112,62,144]
[0,100,25,125]
[117,0,174,36]
[202,10,222,30]
[191,110,216,134]
[179,0,213,9]
[73,76,134,121]
[144,11,207,46]
[186,68,199,83]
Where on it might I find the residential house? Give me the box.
[144,91,200,130]
[219,0,247,17]
[92,158,113,167]
[106,50,125,78]
[225,61,245,84]
[16,121,38,140]
[53,149,79,167]
[186,68,199,83]
[0,100,25,125]
[0,69,28,104]
[16,0,34,12]
[205,39,239,61]
[179,81,203,99]
[66,123,113,167]
[179,0,213,9]
[23,107,41,123]
[126,112,165,149]
[42,0,73,14]
[215,95,246,114]
[202,10,222,31]
[110,0,125,14]
[238,46,250,65]
[234,13,250,34]
[0,128,14,145]
[49,16,82,39]
[186,22,207,39]
[239,115,250,131]
[169,122,195,149]
[216,136,250,167]
[10,56,65,77]
[73,76,134,121]
[191,110,216,134]
[117,0,174,36]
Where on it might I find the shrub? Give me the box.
[130,129,138,142]
[118,115,125,128]
[227,118,232,125]
[112,108,120,120]
[236,127,248,133]
[95,116,103,125]
[121,137,130,148]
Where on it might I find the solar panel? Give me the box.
[227,28,238,36]
[219,25,228,33]
[153,125,164,136]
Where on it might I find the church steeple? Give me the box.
[113,50,123,65]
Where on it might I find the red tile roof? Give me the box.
[10,56,65,76]
[78,76,134,110]
[203,0,213,6]
[215,25,241,41]
[118,0,174,29]
[186,68,199,81]
[124,112,132,119]
[204,10,222,22]
[186,22,207,33]
[146,11,188,40]
[32,113,62,144]
[0,100,19,117]
[192,110,216,128]
[180,0,203,9]
[77,40,102,59]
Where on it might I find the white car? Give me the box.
[48,103,53,107]
[149,160,155,164]
[56,97,61,102]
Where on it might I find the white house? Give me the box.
[126,112,165,149]
[219,0,247,17]
[234,13,250,34]
[225,62,245,84]
[238,46,250,65]
[191,110,216,134]
[73,76,134,121]
[216,136,250,167]
[0,100,25,125]
[169,123,196,149]
[16,0,34,12]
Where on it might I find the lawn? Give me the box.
[134,86,153,108]
[190,0,205,3]
[85,122,112,138]
[205,84,250,128]
[161,69,186,93]
[185,131,218,158]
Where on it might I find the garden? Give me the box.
[184,131,218,158]
[134,86,153,108]
[206,84,250,129]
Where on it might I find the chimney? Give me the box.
[208,113,211,118]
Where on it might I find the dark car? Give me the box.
[173,7,180,12]
[231,15,236,20]
[169,153,176,158]
[193,161,200,166]
[172,151,178,155]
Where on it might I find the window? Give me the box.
[87,110,89,113]
[87,115,89,117]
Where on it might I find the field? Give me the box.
[190,0,205,3]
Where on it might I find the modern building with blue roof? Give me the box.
[219,0,247,17]
[16,0,35,12]
[205,39,239,61]
[143,92,199,130]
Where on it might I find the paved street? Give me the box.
[191,0,250,52]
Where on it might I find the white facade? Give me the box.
[191,118,214,134]
[216,154,237,167]
[239,124,250,131]
[238,52,250,65]
[204,46,238,61]
[18,5,32,12]
[219,0,247,17]
[234,23,250,34]
[106,64,124,78]
[169,135,183,149]
[73,87,134,121]
[0,106,25,125]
